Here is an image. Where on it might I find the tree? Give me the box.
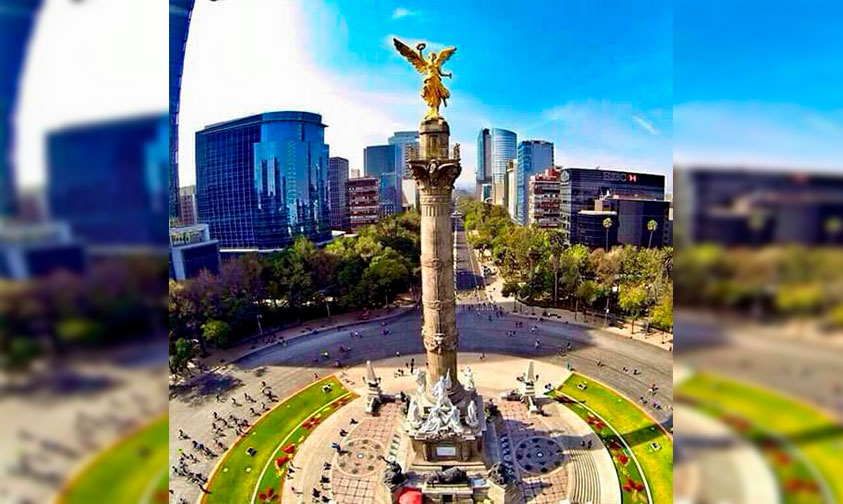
[619,283,647,333]
[547,230,566,306]
[825,216,843,244]
[575,280,599,320]
[603,217,613,252]
[202,319,232,348]
[649,288,673,332]
[169,337,196,377]
[647,219,658,248]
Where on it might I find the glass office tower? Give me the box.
[364,144,401,216]
[169,0,195,220]
[328,156,349,231]
[475,128,491,200]
[195,111,331,250]
[48,115,170,248]
[490,128,516,207]
[0,0,42,218]
[516,140,554,224]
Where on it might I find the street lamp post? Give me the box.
[256,314,263,335]
[324,296,334,324]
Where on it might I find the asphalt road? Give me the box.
[168,216,674,503]
[675,313,843,416]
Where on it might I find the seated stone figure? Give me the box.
[425,466,468,486]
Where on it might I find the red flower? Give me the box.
[275,456,289,469]
[617,454,628,464]
[283,444,296,454]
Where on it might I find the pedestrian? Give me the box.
[313,372,319,380]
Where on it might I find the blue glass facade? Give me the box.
[169,0,195,220]
[196,112,331,250]
[364,144,401,215]
[490,129,516,187]
[48,115,170,247]
[475,128,491,198]
[0,0,42,218]
[516,140,554,225]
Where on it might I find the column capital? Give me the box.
[409,159,462,192]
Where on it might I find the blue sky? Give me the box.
[301,0,674,189]
[673,0,843,170]
[174,0,673,192]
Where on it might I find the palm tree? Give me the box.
[647,219,658,248]
[602,217,613,252]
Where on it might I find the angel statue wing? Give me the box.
[393,38,427,73]
[435,46,457,69]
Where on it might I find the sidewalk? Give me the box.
[172,300,417,385]
[476,252,672,352]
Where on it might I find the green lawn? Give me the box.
[553,373,673,504]
[59,415,169,504]
[677,372,843,504]
[204,376,354,504]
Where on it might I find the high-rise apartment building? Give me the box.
[179,185,198,226]
[347,176,380,231]
[528,167,562,228]
[364,144,401,216]
[516,140,554,224]
[195,111,331,250]
[328,157,349,231]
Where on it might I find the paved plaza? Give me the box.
[271,355,620,504]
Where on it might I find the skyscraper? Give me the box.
[179,185,197,226]
[48,115,169,248]
[516,140,554,224]
[389,131,420,212]
[560,168,665,244]
[388,131,420,177]
[169,0,195,221]
[475,128,491,200]
[364,144,401,216]
[491,129,517,176]
[328,157,349,231]
[195,111,331,250]
[1,0,42,218]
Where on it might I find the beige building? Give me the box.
[527,167,562,228]
[506,159,517,220]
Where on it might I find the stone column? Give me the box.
[408,117,463,401]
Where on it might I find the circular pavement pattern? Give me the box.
[335,438,384,477]
[514,437,565,475]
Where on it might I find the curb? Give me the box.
[172,306,417,387]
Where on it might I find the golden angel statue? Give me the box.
[393,38,456,120]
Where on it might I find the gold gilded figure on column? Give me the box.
[393,38,456,120]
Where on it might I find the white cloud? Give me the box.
[632,115,660,136]
[15,0,167,188]
[178,1,410,183]
[392,7,417,19]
